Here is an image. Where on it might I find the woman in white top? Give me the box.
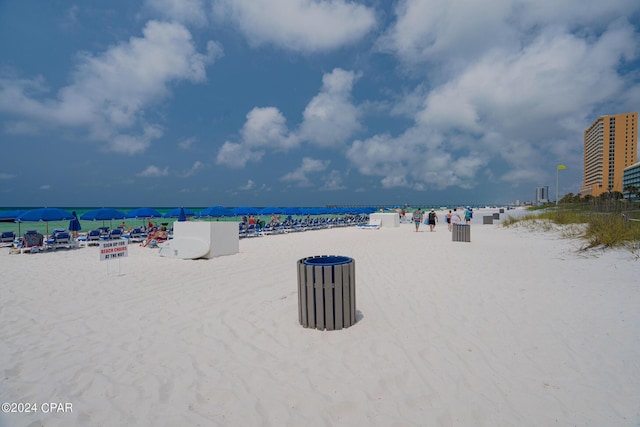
[450,208,462,226]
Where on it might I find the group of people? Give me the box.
[140,225,169,247]
[412,207,473,232]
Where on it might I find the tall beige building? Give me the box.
[580,112,638,197]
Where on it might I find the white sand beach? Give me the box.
[1,208,639,426]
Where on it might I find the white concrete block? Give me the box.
[173,221,239,258]
[369,212,400,228]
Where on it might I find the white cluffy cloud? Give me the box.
[144,0,209,26]
[216,107,299,168]
[212,0,376,52]
[182,161,205,177]
[216,68,360,169]
[280,157,330,187]
[377,0,636,67]
[350,1,640,191]
[239,179,255,190]
[299,68,362,147]
[0,20,223,155]
[137,165,169,177]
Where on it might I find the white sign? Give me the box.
[99,240,128,261]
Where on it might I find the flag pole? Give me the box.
[556,165,560,208]
[556,164,566,206]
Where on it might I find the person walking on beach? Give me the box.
[465,207,473,224]
[445,210,453,231]
[412,208,424,232]
[450,208,462,227]
[427,209,438,232]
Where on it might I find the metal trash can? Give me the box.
[297,255,356,331]
[483,215,493,224]
[452,224,471,242]
[499,208,505,213]
[493,213,500,220]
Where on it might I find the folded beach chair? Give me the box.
[20,230,45,253]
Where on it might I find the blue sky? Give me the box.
[1,0,639,207]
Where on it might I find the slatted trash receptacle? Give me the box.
[483,215,493,224]
[452,224,471,242]
[493,212,500,220]
[297,255,356,331]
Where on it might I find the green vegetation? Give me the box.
[503,193,640,252]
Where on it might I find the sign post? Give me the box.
[99,240,128,275]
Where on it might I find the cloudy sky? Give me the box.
[1,0,639,207]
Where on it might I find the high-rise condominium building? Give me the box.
[536,186,549,204]
[580,112,638,197]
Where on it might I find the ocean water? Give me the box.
[0,206,369,236]
[0,207,231,236]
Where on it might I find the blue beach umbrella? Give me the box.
[81,207,127,229]
[196,206,235,218]
[16,207,74,234]
[298,207,312,215]
[125,207,163,219]
[177,207,187,222]
[232,206,259,216]
[80,208,127,221]
[164,207,195,219]
[359,207,377,214]
[283,207,301,216]
[17,207,74,222]
[258,206,284,215]
[68,211,82,234]
[299,207,319,215]
[0,209,27,221]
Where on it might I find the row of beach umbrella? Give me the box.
[3,206,377,235]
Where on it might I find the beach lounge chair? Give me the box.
[46,230,75,250]
[126,228,144,243]
[357,218,381,230]
[86,229,101,245]
[107,228,124,240]
[245,224,264,237]
[0,231,16,245]
[271,222,287,234]
[98,227,110,239]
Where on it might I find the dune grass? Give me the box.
[502,205,640,251]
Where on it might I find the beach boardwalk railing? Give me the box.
[452,224,471,242]
[297,255,356,331]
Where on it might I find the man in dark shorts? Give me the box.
[427,209,438,231]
